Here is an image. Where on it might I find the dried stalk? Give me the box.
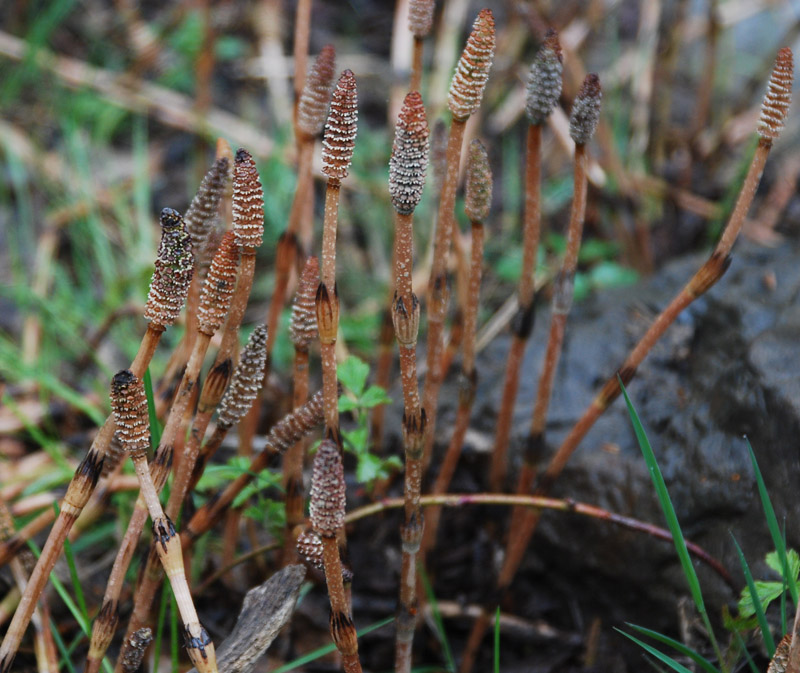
[311,440,363,673]
[461,48,792,673]
[421,8,495,473]
[0,209,193,673]
[388,91,430,673]
[423,140,490,557]
[317,70,358,439]
[0,502,55,673]
[489,29,562,492]
[110,371,217,673]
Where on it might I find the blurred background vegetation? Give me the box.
[0,0,798,410]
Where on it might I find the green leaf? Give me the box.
[356,453,383,484]
[359,385,392,408]
[589,260,639,289]
[766,549,800,581]
[338,355,370,396]
[737,580,783,619]
[420,567,456,672]
[342,426,369,455]
[338,396,361,413]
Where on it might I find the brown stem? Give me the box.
[421,116,466,471]
[292,0,312,130]
[487,125,544,490]
[410,36,424,92]
[345,494,734,589]
[392,207,425,673]
[282,346,310,564]
[319,181,342,435]
[423,219,484,554]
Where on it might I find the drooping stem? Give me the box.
[183,390,324,545]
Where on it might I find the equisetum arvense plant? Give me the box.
[388,89,429,673]
[0,9,795,673]
[317,69,358,445]
[109,370,217,673]
[489,28,563,493]
[421,8,495,473]
[283,255,320,563]
[311,439,363,673]
[460,47,792,673]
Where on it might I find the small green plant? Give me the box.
[617,379,797,673]
[195,457,286,538]
[337,355,400,487]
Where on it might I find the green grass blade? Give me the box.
[144,368,162,450]
[271,616,394,673]
[420,566,456,672]
[171,590,179,673]
[62,534,89,623]
[619,379,725,670]
[615,629,695,673]
[745,437,797,605]
[154,583,169,671]
[620,381,705,613]
[731,535,775,656]
[626,624,718,673]
[50,617,79,673]
[494,606,501,673]
[732,629,759,673]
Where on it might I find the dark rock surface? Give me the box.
[416,237,800,666]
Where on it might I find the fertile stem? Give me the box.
[388,90,430,673]
[109,371,217,673]
[311,440,363,673]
